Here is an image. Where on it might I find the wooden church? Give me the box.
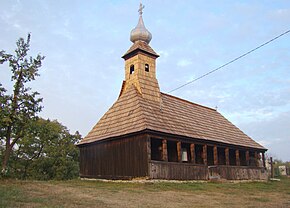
[77,4,267,180]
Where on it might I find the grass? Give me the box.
[0,176,290,207]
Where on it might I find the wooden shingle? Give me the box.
[79,84,265,150]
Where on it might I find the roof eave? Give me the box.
[77,128,267,151]
[122,48,159,60]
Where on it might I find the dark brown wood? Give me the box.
[235,149,240,166]
[225,148,229,166]
[149,161,208,180]
[203,145,207,165]
[254,151,258,167]
[79,131,268,180]
[190,143,195,164]
[147,134,151,161]
[213,146,218,165]
[79,134,148,179]
[246,150,249,166]
[177,141,182,162]
[162,139,168,161]
[262,152,265,168]
[149,161,267,180]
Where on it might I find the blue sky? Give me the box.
[0,0,289,161]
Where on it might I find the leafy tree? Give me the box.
[0,34,45,175]
[9,118,81,180]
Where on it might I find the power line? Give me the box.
[168,29,290,93]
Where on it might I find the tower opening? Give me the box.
[145,64,149,72]
[130,65,135,74]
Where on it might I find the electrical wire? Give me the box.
[168,29,290,93]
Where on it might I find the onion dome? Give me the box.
[130,3,152,44]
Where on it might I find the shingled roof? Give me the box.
[79,84,265,150]
[122,40,159,59]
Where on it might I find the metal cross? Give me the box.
[138,2,145,15]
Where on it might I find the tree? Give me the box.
[9,118,81,180]
[0,34,45,175]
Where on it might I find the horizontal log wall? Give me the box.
[79,135,148,179]
[149,161,208,180]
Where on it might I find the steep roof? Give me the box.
[78,85,265,150]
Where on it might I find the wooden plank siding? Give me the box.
[79,134,148,179]
[149,161,208,180]
[217,166,268,180]
[78,131,267,180]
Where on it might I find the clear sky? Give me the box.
[0,0,289,161]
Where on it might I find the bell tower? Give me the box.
[120,3,161,103]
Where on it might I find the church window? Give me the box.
[130,65,134,74]
[145,64,149,72]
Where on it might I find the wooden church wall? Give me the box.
[79,134,148,179]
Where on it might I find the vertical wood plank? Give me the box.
[255,152,259,167]
[177,141,182,162]
[203,145,207,165]
[246,150,249,166]
[162,139,168,161]
[262,152,266,168]
[225,148,229,166]
[190,143,196,164]
[235,149,240,166]
[213,146,218,165]
[147,135,151,161]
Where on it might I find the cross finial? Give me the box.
[138,2,145,15]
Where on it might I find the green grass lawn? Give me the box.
[1,177,290,208]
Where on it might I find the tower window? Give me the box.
[130,65,134,74]
[145,64,149,72]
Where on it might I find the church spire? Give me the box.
[120,3,161,103]
[130,3,152,44]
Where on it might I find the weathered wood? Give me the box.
[254,151,258,167]
[79,134,148,179]
[217,166,267,180]
[270,157,274,178]
[203,145,207,165]
[79,131,267,180]
[246,150,249,166]
[190,143,196,164]
[177,141,182,162]
[213,146,218,165]
[262,152,265,168]
[147,134,151,161]
[162,139,168,161]
[149,161,267,180]
[225,148,229,166]
[149,161,208,180]
[235,149,240,166]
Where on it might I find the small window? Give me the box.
[145,64,149,72]
[130,65,134,74]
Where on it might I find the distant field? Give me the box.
[1,177,289,208]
